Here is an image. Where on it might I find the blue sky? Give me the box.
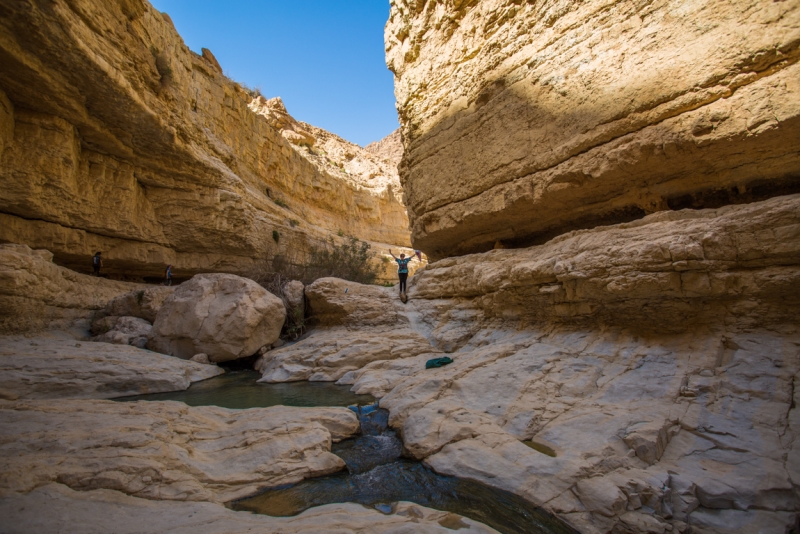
[150,0,398,146]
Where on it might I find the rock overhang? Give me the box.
[388,0,800,259]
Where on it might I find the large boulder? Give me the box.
[147,274,285,362]
[104,287,176,323]
[305,278,398,327]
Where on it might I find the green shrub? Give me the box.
[272,230,280,243]
[274,198,288,209]
[304,236,380,285]
[250,236,379,287]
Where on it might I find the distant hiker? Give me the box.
[389,249,416,296]
[164,264,173,286]
[92,252,103,276]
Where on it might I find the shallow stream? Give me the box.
[117,370,375,408]
[120,370,577,534]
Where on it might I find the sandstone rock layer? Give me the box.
[387,0,800,258]
[258,196,800,533]
[0,0,410,280]
[0,244,145,334]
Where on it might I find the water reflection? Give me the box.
[233,460,577,534]
[234,406,578,534]
[116,370,376,409]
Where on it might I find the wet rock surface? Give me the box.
[333,406,404,475]
[0,483,500,534]
[236,406,576,534]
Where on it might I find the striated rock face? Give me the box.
[0,244,145,334]
[0,334,223,401]
[408,194,800,331]
[0,399,359,504]
[147,274,285,362]
[258,325,437,384]
[386,0,800,259]
[0,0,410,280]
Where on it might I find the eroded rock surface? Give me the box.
[0,0,411,280]
[0,244,145,334]
[92,316,152,348]
[265,196,800,533]
[381,327,799,534]
[104,287,176,323]
[0,399,358,503]
[408,194,800,331]
[147,274,285,362]
[387,0,800,258]
[0,334,222,400]
[0,484,498,534]
[259,325,438,384]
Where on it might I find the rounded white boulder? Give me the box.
[147,274,285,362]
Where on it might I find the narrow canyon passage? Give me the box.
[1,0,799,533]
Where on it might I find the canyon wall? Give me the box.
[387,0,800,259]
[379,1,800,532]
[0,0,410,281]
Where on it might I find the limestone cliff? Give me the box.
[387,0,800,259]
[0,0,410,280]
[365,128,403,169]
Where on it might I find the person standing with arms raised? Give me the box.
[388,249,418,297]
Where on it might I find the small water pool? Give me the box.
[119,373,577,534]
[116,370,376,409]
[233,406,578,534]
[233,460,577,534]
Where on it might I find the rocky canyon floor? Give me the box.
[1,195,798,533]
[2,0,799,532]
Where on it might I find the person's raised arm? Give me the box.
[388,248,398,260]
